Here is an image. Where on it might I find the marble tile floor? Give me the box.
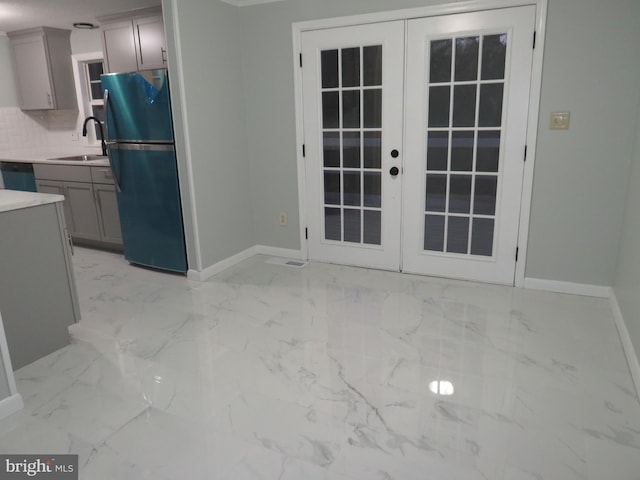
[1,246,640,479]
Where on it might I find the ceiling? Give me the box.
[0,0,161,34]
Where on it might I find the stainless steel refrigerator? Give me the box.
[101,69,187,273]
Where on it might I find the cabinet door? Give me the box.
[36,179,74,233]
[134,15,167,70]
[65,182,101,241]
[94,184,123,244]
[102,20,138,73]
[10,35,54,109]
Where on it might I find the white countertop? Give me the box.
[0,190,64,213]
[0,146,109,166]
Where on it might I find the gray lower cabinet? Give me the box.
[0,200,80,369]
[34,164,122,246]
[92,167,122,244]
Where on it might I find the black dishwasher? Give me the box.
[0,162,37,192]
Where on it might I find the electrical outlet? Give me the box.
[279,212,288,226]
[70,132,80,141]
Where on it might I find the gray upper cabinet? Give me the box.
[134,15,167,70]
[8,27,76,110]
[101,20,139,74]
[100,7,167,73]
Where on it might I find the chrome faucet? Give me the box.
[82,116,107,156]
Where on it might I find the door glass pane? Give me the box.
[363,89,382,128]
[321,50,339,88]
[342,91,361,128]
[323,132,340,167]
[344,209,361,243]
[320,44,384,248]
[454,36,479,81]
[343,132,361,168]
[324,172,341,205]
[425,174,447,212]
[428,86,450,127]
[474,175,497,215]
[427,131,448,171]
[343,172,361,206]
[447,216,469,254]
[481,34,507,80]
[364,132,381,169]
[430,39,452,83]
[363,173,381,208]
[424,214,445,251]
[477,131,500,172]
[449,175,472,214]
[325,208,341,241]
[363,210,381,244]
[478,83,504,127]
[363,46,382,86]
[453,85,477,127]
[471,218,494,256]
[342,47,360,87]
[322,92,339,128]
[451,131,474,171]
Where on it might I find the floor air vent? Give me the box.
[266,257,308,268]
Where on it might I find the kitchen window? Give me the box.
[72,53,105,145]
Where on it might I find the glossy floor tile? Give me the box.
[1,247,639,479]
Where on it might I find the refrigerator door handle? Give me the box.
[103,89,122,193]
[106,144,122,193]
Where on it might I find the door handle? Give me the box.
[389,166,399,176]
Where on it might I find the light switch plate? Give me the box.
[550,111,570,130]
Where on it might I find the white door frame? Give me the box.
[292,0,548,287]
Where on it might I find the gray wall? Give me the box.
[164,0,254,269]
[525,0,640,285]
[234,0,640,286]
[239,0,460,251]
[0,35,18,107]
[613,100,640,363]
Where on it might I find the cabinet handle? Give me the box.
[161,47,167,64]
[137,24,144,65]
[95,188,102,212]
[67,230,74,256]
[99,169,113,179]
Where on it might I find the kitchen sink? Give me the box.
[48,155,108,162]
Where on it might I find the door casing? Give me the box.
[292,0,548,287]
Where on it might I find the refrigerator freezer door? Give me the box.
[102,69,174,143]
[110,144,187,273]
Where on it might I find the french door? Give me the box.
[301,6,536,285]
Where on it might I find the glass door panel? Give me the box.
[403,6,536,284]
[302,21,404,271]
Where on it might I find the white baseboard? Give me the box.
[609,291,640,403]
[523,278,611,298]
[0,393,23,420]
[254,245,304,260]
[187,245,306,282]
[187,246,258,281]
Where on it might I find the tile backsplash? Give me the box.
[0,107,85,153]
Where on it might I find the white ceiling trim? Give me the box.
[219,0,286,6]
